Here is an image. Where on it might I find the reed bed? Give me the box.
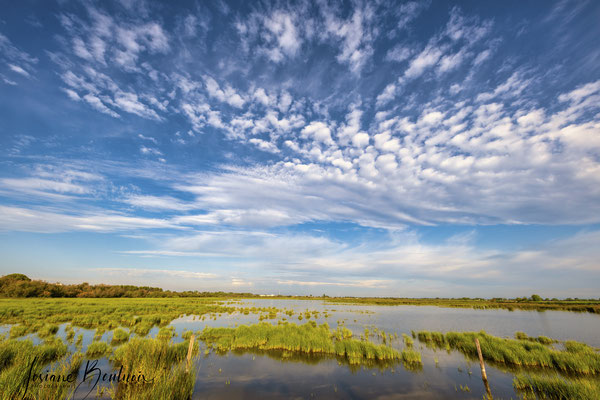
[321,297,600,313]
[513,373,600,399]
[199,321,420,366]
[85,340,111,358]
[0,297,238,338]
[108,336,197,399]
[0,337,68,399]
[416,330,600,375]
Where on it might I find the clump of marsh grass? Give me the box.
[402,333,414,347]
[9,324,27,338]
[75,333,83,350]
[65,325,75,343]
[199,321,415,367]
[111,328,130,345]
[513,373,600,400]
[0,337,68,399]
[108,336,197,400]
[416,330,600,375]
[38,324,59,339]
[515,331,555,345]
[156,326,175,341]
[85,341,111,358]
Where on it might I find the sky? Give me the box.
[0,0,599,298]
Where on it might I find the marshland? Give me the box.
[1,276,600,399]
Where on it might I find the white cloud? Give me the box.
[376,83,398,107]
[405,44,443,78]
[97,268,217,279]
[114,91,161,120]
[263,12,301,61]
[138,133,158,144]
[351,132,369,148]
[204,76,245,108]
[301,121,333,144]
[140,146,162,156]
[249,138,280,153]
[83,94,120,117]
[8,63,30,77]
[385,45,413,62]
[0,206,178,233]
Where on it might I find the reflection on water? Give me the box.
[3,299,600,399]
[191,350,515,399]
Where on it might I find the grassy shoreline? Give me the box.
[3,274,599,314]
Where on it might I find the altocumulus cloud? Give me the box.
[0,0,599,296]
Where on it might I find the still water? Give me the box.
[6,299,600,399]
[172,299,600,399]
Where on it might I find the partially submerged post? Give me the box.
[186,334,195,372]
[475,338,493,398]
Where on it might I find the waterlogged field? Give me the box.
[1,298,599,399]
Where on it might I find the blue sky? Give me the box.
[1,0,599,297]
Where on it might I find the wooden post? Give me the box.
[475,338,487,380]
[475,338,492,398]
[186,334,195,372]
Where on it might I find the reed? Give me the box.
[416,330,600,375]
[199,321,414,366]
[112,328,130,344]
[85,341,111,358]
[108,336,197,399]
[0,337,68,399]
[513,373,600,399]
[0,297,238,338]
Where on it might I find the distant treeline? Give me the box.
[0,274,255,298]
[1,274,599,309]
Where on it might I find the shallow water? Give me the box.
[173,299,600,399]
[173,298,600,346]
[4,299,600,399]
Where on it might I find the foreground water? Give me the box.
[4,298,600,399]
[178,299,600,399]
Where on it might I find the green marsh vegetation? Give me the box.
[416,330,600,399]
[198,321,422,368]
[320,295,600,313]
[513,373,600,400]
[0,330,199,399]
[0,297,238,338]
[4,274,599,315]
[111,328,130,345]
[85,340,112,358]
[107,336,198,399]
[0,336,69,399]
[416,330,600,374]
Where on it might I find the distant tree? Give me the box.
[530,294,542,302]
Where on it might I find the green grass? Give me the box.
[86,340,112,358]
[199,321,418,366]
[0,333,197,399]
[515,331,555,344]
[0,297,237,338]
[514,373,600,399]
[0,337,68,399]
[320,297,600,314]
[109,336,197,400]
[416,330,600,375]
[112,328,130,344]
